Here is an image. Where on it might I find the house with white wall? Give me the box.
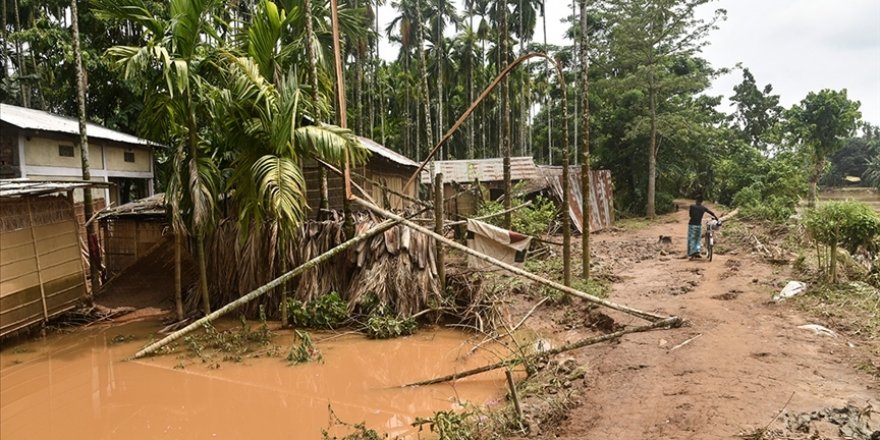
[0,103,156,208]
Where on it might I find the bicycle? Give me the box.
[704,218,722,262]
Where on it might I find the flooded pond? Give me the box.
[819,187,880,212]
[1,320,511,439]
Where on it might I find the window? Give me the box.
[123,151,135,163]
[58,145,75,157]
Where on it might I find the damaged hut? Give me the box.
[0,180,109,337]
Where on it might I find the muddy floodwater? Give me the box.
[1,320,510,439]
[820,187,880,212]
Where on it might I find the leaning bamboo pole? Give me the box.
[404,316,681,387]
[131,217,403,359]
[353,197,668,323]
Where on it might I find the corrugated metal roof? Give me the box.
[0,103,157,147]
[420,157,539,184]
[357,136,419,169]
[98,193,166,219]
[0,179,112,197]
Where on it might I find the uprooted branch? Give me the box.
[404,316,682,387]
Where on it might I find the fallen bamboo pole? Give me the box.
[130,217,403,359]
[404,316,681,387]
[354,197,668,323]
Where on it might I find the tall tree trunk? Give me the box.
[436,0,444,159]
[571,0,578,165]
[544,4,551,164]
[1,0,7,74]
[560,63,572,288]
[174,234,184,321]
[305,0,330,220]
[27,10,45,110]
[467,36,475,160]
[416,0,434,157]
[500,0,512,229]
[13,0,28,108]
[647,72,657,219]
[71,0,100,302]
[808,158,823,208]
[579,0,591,280]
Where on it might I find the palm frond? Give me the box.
[294,124,371,167]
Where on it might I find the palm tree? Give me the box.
[70,0,101,303]
[96,0,223,315]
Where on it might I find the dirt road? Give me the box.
[547,207,878,439]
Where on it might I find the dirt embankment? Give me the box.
[518,207,878,439]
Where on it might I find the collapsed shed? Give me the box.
[0,180,108,337]
[304,136,422,215]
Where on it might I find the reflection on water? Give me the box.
[1,321,509,439]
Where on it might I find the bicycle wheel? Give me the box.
[707,232,714,262]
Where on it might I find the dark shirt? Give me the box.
[688,204,716,226]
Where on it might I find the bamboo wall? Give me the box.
[303,160,418,215]
[101,218,166,277]
[0,195,87,337]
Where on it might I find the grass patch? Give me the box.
[792,282,880,340]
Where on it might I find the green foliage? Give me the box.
[287,330,322,364]
[286,292,349,329]
[654,192,677,215]
[475,191,558,237]
[413,410,473,440]
[364,313,418,340]
[723,151,806,222]
[804,202,880,253]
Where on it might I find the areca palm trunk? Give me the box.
[500,0,512,229]
[71,0,100,301]
[415,0,434,156]
[579,0,590,279]
[305,0,330,221]
[13,0,28,107]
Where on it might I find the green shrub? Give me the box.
[804,201,880,282]
[286,292,349,329]
[475,185,558,236]
[655,192,677,215]
[365,314,418,339]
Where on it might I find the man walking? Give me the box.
[688,196,718,258]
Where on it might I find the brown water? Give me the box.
[1,321,510,439]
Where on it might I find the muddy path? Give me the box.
[545,207,879,439]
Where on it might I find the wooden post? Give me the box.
[25,197,49,321]
[434,172,445,291]
[354,197,667,323]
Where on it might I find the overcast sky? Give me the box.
[378,0,880,126]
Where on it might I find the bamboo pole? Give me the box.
[26,197,49,321]
[353,197,667,323]
[131,217,402,359]
[404,316,681,387]
[506,369,524,424]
